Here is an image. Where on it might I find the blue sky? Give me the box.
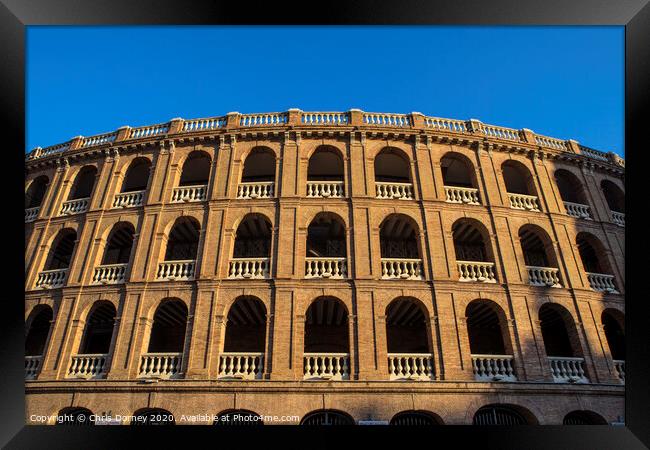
[26,26,624,156]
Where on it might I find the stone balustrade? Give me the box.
[387,353,435,381]
[113,190,145,208]
[228,258,270,279]
[171,185,207,203]
[182,117,226,131]
[35,268,68,289]
[613,360,625,383]
[303,353,350,380]
[129,123,169,140]
[482,124,522,141]
[81,132,117,148]
[66,354,108,379]
[237,182,274,199]
[508,193,540,211]
[535,135,568,151]
[156,260,195,281]
[444,186,480,205]
[578,144,609,162]
[375,182,414,200]
[138,353,183,379]
[586,272,618,293]
[363,112,411,127]
[471,354,517,381]
[92,263,128,284]
[424,116,467,132]
[218,353,264,380]
[305,257,347,279]
[457,261,497,283]
[527,266,561,287]
[25,356,42,380]
[548,356,589,383]
[564,201,592,219]
[25,207,40,222]
[240,112,288,126]
[381,258,423,280]
[301,112,349,125]
[611,211,625,227]
[306,181,345,198]
[60,197,90,215]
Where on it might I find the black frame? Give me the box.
[3,1,648,448]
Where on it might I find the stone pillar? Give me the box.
[38,297,75,379]
[436,294,474,380]
[207,314,226,379]
[348,132,368,198]
[268,289,295,380]
[280,132,299,198]
[292,313,306,380]
[275,207,299,279]
[349,205,373,279]
[509,296,547,381]
[185,288,214,379]
[347,314,357,380]
[355,290,383,380]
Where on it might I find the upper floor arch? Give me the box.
[25,175,49,209]
[374,146,412,184]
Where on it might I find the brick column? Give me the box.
[348,314,358,380]
[207,314,226,379]
[185,288,214,379]
[268,289,295,380]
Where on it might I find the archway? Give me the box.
[300,410,354,425]
[304,297,350,380]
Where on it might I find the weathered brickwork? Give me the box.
[24,110,625,425]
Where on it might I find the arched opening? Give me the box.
[241,147,276,183]
[563,410,608,425]
[441,153,479,204]
[466,300,515,381]
[121,158,151,192]
[379,214,422,279]
[453,219,496,282]
[300,410,355,425]
[147,299,188,353]
[539,303,588,383]
[79,301,116,354]
[25,175,49,209]
[214,409,264,426]
[25,305,53,356]
[305,213,347,278]
[304,297,350,380]
[56,407,93,426]
[600,180,625,214]
[164,217,200,261]
[555,169,589,211]
[502,160,539,211]
[233,214,272,258]
[374,147,413,199]
[68,166,97,200]
[576,233,617,293]
[519,225,561,287]
[386,297,434,380]
[602,310,625,361]
[45,229,77,270]
[473,404,535,425]
[132,408,175,425]
[179,151,211,186]
[390,411,442,425]
[308,146,344,181]
[101,222,135,265]
[220,296,267,380]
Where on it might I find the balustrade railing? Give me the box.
[25,356,42,380]
[303,353,350,380]
[182,117,227,131]
[156,260,195,280]
[526,266,561,287]
[482,125,521,141]
[578,144,609,162]
[138,353,183,379]
[240,113,288,126]
[535,135,567,150]
[363,112,411,127]
[564,201,591,219]
[67,354,108,379]
[171,185,207,203]
[611,211,625,227]
[376,182,414,200]
[423,116,467,132]
[387,354,435,381]
[613,360,625,383]
[35,269,68,289]
[472,354,516,381]
[548,356,588,383]
[92,263,128,284]
[113,190,145,208]
[60,197,90,215]
[129,123,169,139]
[306,181,345,198]
[444,186,480,205]
[586,272,618,293]
[237,182,274,199]
[457,261,497,283]
[381,258,423,280]
[305,257,347,279]
[508,193,540,211]
[81,132,118,148]
[218,353,264,380]
[301,112,349,125]
[228,258,270,279]
[25,207,40,222]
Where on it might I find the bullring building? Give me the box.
[24,109,625,425]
